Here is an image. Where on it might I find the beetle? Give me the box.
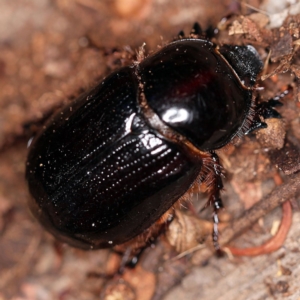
[26,23,281,255]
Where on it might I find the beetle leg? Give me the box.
[113,210,173,265]
[245,88,290,135]
[189,22,217,39]
[199,152,224,251]
[209,152,224,252]
[256,99,282,120]
[118,247,141,274]
[191,22,202,36]
[177,30,185,39]
[204,25,217,39]
[244,116,267,135]
[245,98,283,135]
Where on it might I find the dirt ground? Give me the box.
[1,0,300,299]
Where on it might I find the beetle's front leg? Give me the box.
[245,89,289,135]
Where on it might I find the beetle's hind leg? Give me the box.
[200,151,224,252]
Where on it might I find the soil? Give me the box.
[1,1,300,300]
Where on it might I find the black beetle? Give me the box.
[26,23,281,254]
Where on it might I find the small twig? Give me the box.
[219,172,300,248]
[225,173,293,256]
[170,244,205,261]
[239,2,269,15]
[154,175,299,300]
[169,173,300,265]
[226,200,292,256]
